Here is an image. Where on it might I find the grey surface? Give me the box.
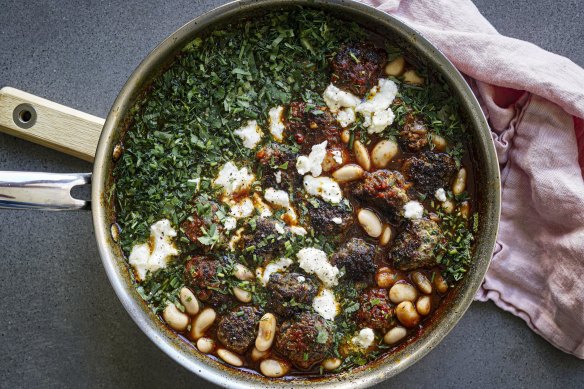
[0,0,583,388]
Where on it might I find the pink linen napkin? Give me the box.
[360,0,584,358]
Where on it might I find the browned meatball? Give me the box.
[390,219,443,270]
[332,238,377,281]
[184,256,229,305]
[402,151,457,196]
[286,101,342,152]
[330,42,387,97]
[256,143,299,190]
[275,312,333,369]
[306,197,353,235]
[217,306,262,354]
[351,170,411,223]
[266,272,318,317]
[240,217,288,260]
[356,288,394,331]
[399,113,429,151]
[180,199,226,248]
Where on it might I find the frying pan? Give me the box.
[0,0,500,387]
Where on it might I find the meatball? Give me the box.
[266,272,318,317]
[306,197,352,235]
[275,312,333,369]
[402,151,457,196]
[351,170,410,223]
[331,42,388,97]
[356,288,394,330]
[180,199,226,248]
[332,238,377,281]
[184,256,229,305]
[399,113,429,152]
[217,306,263,354]
[286,101,342,152]
[256,143,299,190]
[390,218,443,270]
[240,218,287,260]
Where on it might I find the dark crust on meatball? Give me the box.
[390,218,444,271]
[331,42,387,97]
[256,143,300,190]
[217,306,262,354]
[184,256,229,305]
[275,312,333,369]
[286,101,342,152]
[240,218,287,260]
[351,170,410,223]
[356,288,394,331]
[332,238,377,281]
[306,197,353,235]
[266,272,318,317]
[180,200,225,249]
[398,113,429,152]
[402,151,457,196]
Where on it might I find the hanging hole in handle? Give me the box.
[70,183,92,202]
[13,103,37,129]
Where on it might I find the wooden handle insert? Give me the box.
[0,87,105,162]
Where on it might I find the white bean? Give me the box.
[379,225,392,246]
[376,267,398,289]
[233,287,252,303]
[431,134,448,151]
[332,164,364,183]
[322,357,342,371]
[434,273,449,294]
[452,167,467,195]
[371,139,398,168]
[251,347,269,362]
[384,326,407,345]
[403,69,425,85]
[389,282,418,303]
[357,209,383,238]
[217,349,243,367]
[459,201,471,219]
[179,287,200,316]
[353,140,371,171]
[341,129,351,144]
[396,301,421,328]
[162,303,189,332]
[416,296,431,316]
[256,313,277,352]
[385,57,405,76]
[191,308,216,340]
[234,263,254,281]
[196,337,215,354]
[260,359,290,378]
[411,272,432,294]
[442,199,455,214]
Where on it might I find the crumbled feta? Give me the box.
[404,200,424,219]
[214,162,254,195]
[252,193,273,217]
[129,219,178,281]
[234,120,263,149]
[331,150,343,164]
[332,217,343,225]
[264,188,290,208]
[274,222,286,235]
[352,328,375,349]
[313,288,339,320]
[223,217,237,231]
[323,84,360,112]
[260,257,293,285]
[230,197,254,218]
[336,107,356,127]
[303,175,343,204]
[297,247,340,287]
[435,188,447,202]
[296,141,327,177]
[355,78,398,134]
[275,170,282,184]
[297,275,306,283]
[228,227,245,251]
[289,226,307,236]
[282,206,298,226]
[268,106,285,142]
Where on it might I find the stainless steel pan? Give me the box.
[0,1,500,387]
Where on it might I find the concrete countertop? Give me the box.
[1,1,582,387]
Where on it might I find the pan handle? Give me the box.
[0,172,91,210]
[0,87,104,162]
